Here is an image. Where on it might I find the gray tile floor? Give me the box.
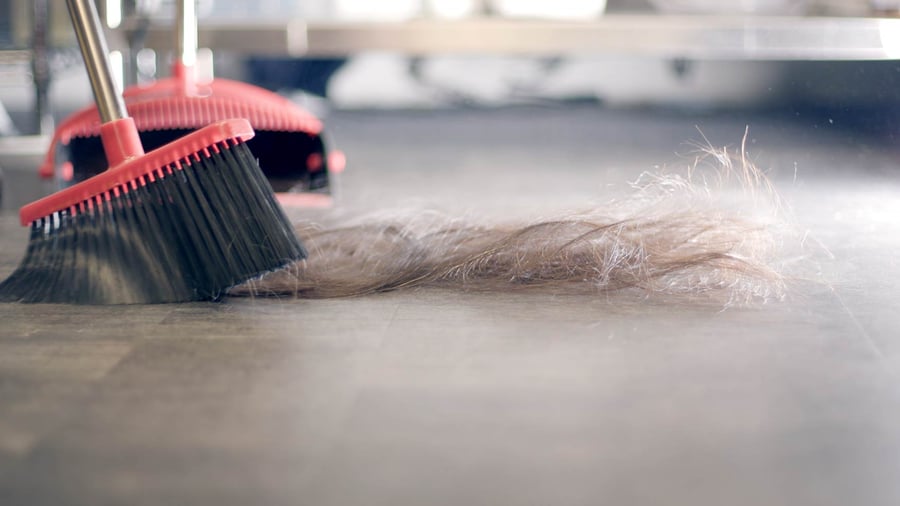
[2,107,900,505]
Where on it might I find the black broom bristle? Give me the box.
[0,139,306,304]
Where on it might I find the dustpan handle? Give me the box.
[65,0,128,124]
[176,0,197,69]
[173,0,198,86]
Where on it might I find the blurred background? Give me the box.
[3,0,900,209]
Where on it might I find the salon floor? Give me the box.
[1,106,900,506]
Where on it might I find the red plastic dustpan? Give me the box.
[40,0,343,207]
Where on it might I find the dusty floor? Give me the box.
[1,107,900,505]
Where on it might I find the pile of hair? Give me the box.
[233,140,792,305]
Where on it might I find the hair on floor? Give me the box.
[232,137,792,305]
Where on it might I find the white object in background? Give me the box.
[0,101,17,137]
[329,54,437,108]
[879,18,900,57]
[537,57,788,109]
[871,0,900,11]
[335,0,422,21]
[426,0,482,18]
[648,0,808,14]
[421,56,551,104]
[489,0,607,20]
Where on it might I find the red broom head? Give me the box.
[3,118,306,304]
[26,118,251,226]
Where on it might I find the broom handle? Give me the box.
[65,0,128,124]
[66,0,145,167]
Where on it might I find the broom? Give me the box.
[38,0,341,205]
[0,0,306,304]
